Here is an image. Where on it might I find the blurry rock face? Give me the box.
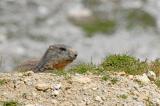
[0,0,160,72]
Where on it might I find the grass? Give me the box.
[101,54,148,75]
[0,79,7,86]
[2,101,20,106]
[150,59,160,77]
[145,97,154,106]
[69,63,101,74]
[155,78,160,88]
[110,77,119,84]
[117,94,128,99]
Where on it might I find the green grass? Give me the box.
[150,59,160,77]
[110,77,119,84]
[155,78,160,88]
[2,101,20,106]
[101,75,110,81]
[69,63,100,74]
[117,94,128,99]
[145,97,154,106]
[0,79,7,85]
[101,54,148,75]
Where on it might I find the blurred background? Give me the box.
[0,0,160,72]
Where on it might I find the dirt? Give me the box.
[0,71,160,106]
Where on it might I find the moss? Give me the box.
[101,54,148,75]
[2,101,20,106]
[72,18,117,37]
[126,9,157,29]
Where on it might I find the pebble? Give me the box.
[52,90,60,96]
[53,83,61,90]
[35,83,50,91]
[146,71,156,81]
[135,73,150,84]
[95,96,103,103]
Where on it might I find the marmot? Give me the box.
[15,44,78,72]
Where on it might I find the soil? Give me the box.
[0,71,160,106]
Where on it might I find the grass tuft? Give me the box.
[155,78,160,88]
[0,79,7,86]
[117,94,128,99]
[150,59,160,77]
[2,101,19,106]
[101,54,148,75]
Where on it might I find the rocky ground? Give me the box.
[0,71,160,106]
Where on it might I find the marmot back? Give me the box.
[15,44,78,72]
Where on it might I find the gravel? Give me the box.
[0,72,160,106]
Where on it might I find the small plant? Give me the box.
[101,54,148,75]
[101,74,110,81]
[155,78,160,88]
[0,79,7,85]
[150,59,160,77]
[117,94,128,99]
[69,63,97,74]
[52,69,67,76]
[110,77,118,84]
[3,101,19,106]
[145,97,154,106]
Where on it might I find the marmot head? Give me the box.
[35,44,78,71]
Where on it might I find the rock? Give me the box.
[51,99,58,104]
[24,78,34,86]
[135,73,150,84]
[35,83,50,91]
[95,96,103,103]
[53,83,61,90]
[52,90,59,97]
[146,71,156,81]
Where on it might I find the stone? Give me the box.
[53,83,61,90]
[35,83,50,91]
[146,71,156,81]
[95,96,103,103]
[52,90,59,96]
[135,73,150,84]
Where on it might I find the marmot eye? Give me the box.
[59,47,66,51]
